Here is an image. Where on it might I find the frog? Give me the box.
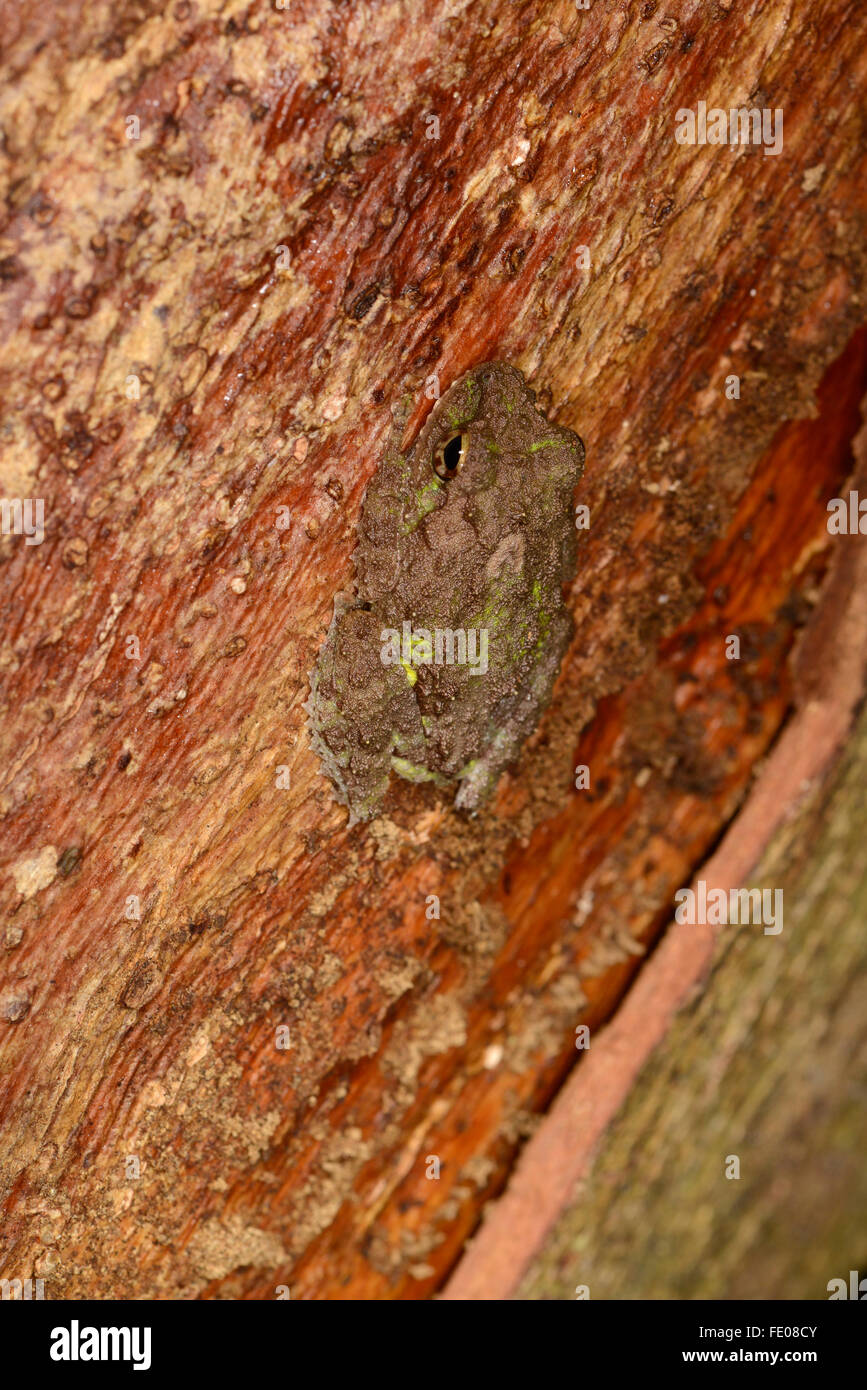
[305,361,585,824]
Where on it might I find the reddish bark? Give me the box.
[1,0,866,1299]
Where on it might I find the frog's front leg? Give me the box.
[306,606,425,824]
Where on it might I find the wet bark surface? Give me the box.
[1,0,866,1298]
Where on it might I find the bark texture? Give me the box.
[1,0,866,1299]
[448,403,867,1298]
[517,699,867,1301]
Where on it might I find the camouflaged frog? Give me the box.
[306,361,585,823]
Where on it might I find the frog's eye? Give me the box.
[433,432,466,481]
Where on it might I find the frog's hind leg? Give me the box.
[306,607,425,824]
[454,608,574,813]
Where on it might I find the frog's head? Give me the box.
[406,368,484,500]
[411,363,515,499]
[412,362,583,503]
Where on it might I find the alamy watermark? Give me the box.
[675,880,783,935]
[675,101,783,157]
[828,1270,867,1299]
[827,490,867,534]
[0,498,44,545]
[1,1276,45,1299]
[50,1320,151,1371]
[381,620,489,677]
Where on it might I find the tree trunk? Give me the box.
[1,0,866,1299]
[514,693,867,1301]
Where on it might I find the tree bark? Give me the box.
[1,0,866,1299]
[515,697,867,1301]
